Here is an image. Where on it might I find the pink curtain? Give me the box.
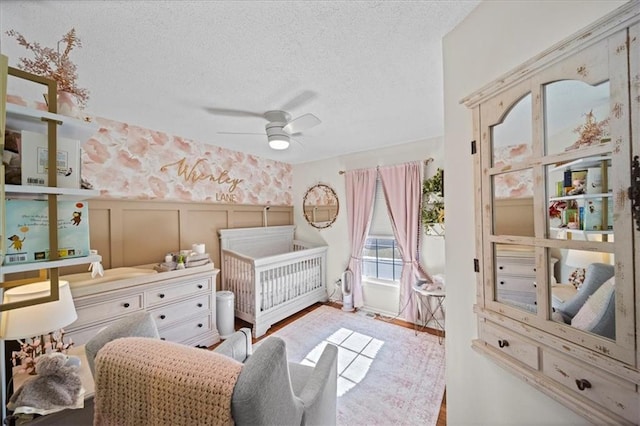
[345,168,377,308]
[378,161,430,322]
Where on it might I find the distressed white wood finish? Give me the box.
[467,3,640,424]
[219,226,328,338]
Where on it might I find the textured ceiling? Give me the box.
[0,1,479,164]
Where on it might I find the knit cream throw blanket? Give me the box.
[94,337,242,426]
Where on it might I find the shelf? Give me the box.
[1,254,102,278]
[548,192,612,202]
[5,184,99,201]
[6,102,98,142]
[550,227,613,236]
[549,155,611,172]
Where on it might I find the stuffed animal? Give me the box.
[8,352,82,411]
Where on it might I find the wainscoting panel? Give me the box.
[56,200,293,290]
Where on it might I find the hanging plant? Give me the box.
[6,28,90,107]
[422,168,444,226]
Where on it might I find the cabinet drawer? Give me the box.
[496,257,536,277]
[150,294,211,328]
[73,294,143,328]
[66,324,104,346]
[145,277,211,306]
[159,314,212,344]
[480,321,539,370]
[496,289,536,306]
[542,350,638,423]
[496,275,536,292]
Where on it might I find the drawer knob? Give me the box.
[123,303,130,308]
[198,323,203,328]
[159,293,165,299]
[575,379,591,391]
[197,303,203,308]
[160,314,166,320]
[160,337,166,341]
[499,266,504,270]
[498,339,509,348]
[500,281,505,285]
[198,284,203,289]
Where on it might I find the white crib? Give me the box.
[219,225,328,338]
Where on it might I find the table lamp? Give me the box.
[0,280,77,419]
[1,280,78,341]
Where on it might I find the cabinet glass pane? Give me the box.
[492,93,532,168]
[493,170,534,237]
[494,243,537,312]
[544,80,610,155]
[546,155,613,241]
[551,248,615,340]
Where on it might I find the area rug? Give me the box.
[268,305,446,426]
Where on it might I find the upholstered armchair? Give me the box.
[555,262,615,339]
[94,333,338,426]
[31,311,338,425]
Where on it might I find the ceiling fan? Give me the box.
[215,110,321,150]
[206,91,321,150]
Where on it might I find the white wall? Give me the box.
[443,1,626,425]
[292,138,444,308]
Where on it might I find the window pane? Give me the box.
[362,237,402,282]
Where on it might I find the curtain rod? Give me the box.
[338,158,434,175]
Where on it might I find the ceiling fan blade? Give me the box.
[291,137,305,147]
[217,131,266,136]
[279,90,318,111]
[204,107,264,118]
[283,113,321,134]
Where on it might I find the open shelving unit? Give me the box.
[1,63,100,308]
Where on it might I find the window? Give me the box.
[362,236,403,281]
[362,180,401,282]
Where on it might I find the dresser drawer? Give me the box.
[496,289,536,306]
[480,321,539,370]
[159,314,213,344]
[145,276,212,306]
[496,257,536,277]
[496,275,536,292]
[150,294,211,328]
[73,293,143,329]
[542,350,638,423]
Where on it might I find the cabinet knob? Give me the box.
[499,266,504,270]
[197,303,203,308]
[575,379,591,391]
[123,302,130,308]
[500,281,505,285]
[198,323,203,328]
[160,337,166,341]
[159,293,165,298]
[197,284,203,289]
[498,339,509,348]
[160,314,166,320]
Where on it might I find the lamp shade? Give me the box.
[0,280,77,340]
[565,249,610,268]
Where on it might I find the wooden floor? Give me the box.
[222,302,446,425]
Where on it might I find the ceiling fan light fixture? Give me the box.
[268,135,290,150]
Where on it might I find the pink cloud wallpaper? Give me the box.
[7,96,293,206]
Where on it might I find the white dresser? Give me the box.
[63,264,220,348]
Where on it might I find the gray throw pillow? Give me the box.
[557,263,614,321]
[85,311,160,377]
